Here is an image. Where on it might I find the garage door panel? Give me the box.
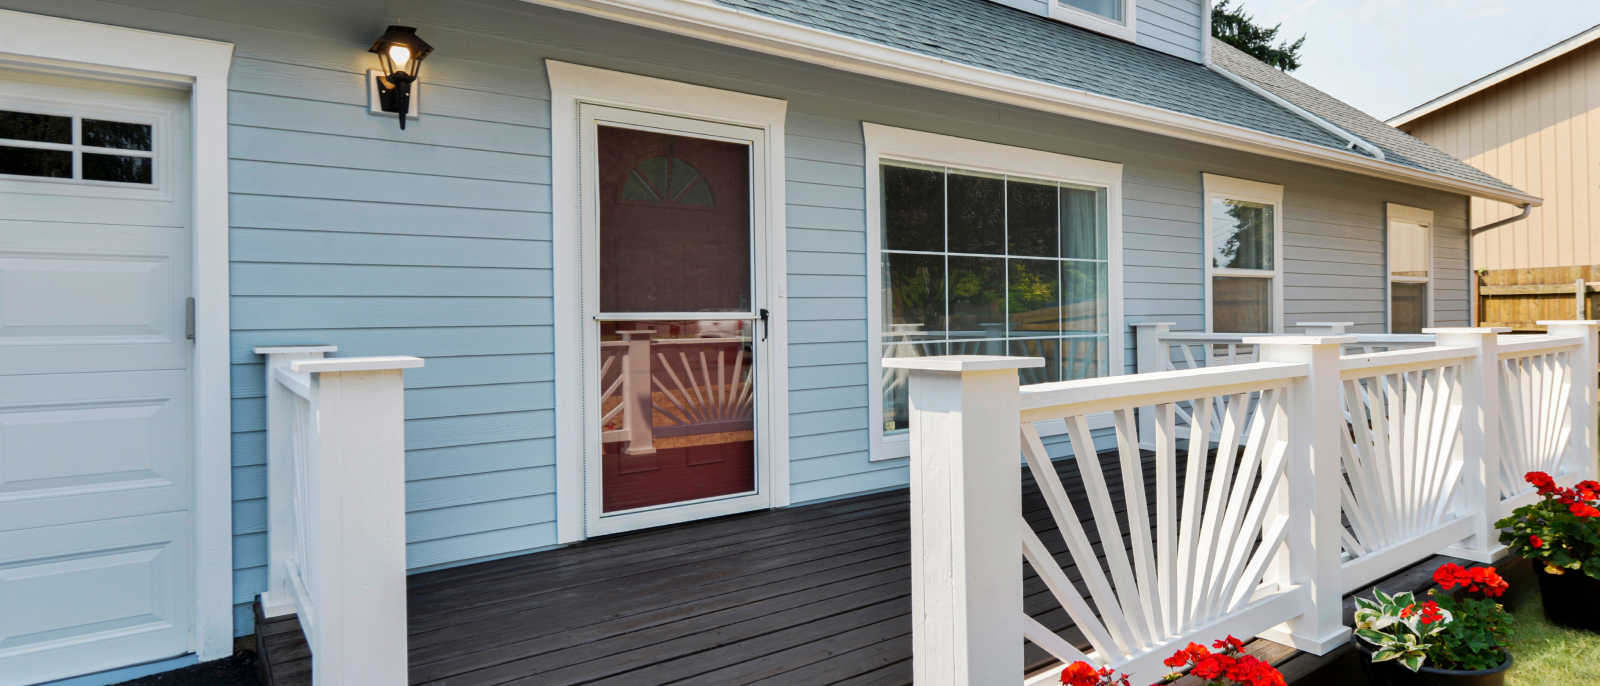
[0,371,188,532]
[0,221,188,376]
[0,513,190,686]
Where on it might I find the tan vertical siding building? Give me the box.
[1392,26,1600,327]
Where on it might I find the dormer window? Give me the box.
[1050,0,1136,42]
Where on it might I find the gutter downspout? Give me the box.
[1468,203,1534,325]
[1206,62,1387,161]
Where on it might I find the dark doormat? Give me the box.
[115,653,263,686]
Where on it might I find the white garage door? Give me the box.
[0,68,194,685]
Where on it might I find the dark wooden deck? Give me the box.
[255,449,1531,686]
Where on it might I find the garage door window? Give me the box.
[0,109,153,185]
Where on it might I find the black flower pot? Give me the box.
[1534,563,1600,633]
[1352,635,1511,686]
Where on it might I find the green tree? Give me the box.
[1211,0,1306,72]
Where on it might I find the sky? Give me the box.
[1224,0,1600,121]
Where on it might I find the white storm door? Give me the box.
[0,68,195,685]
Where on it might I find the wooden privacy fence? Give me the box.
[1477,266,1600,332]
[255,346,424,686]
[886,321,1598,686]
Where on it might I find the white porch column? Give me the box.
[1541,320,1600,482]
[1430,328,1511,562]
[883,355,1042,686]
[255,345,339,619]
[1133,323,1173,449]
[1246,335,1354,654]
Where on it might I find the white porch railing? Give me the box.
[598,332,755,455]
[886,321,1598,686]
[255,346,424,686]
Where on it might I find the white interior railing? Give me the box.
[886,321,1597,685]
[255,346,424,686]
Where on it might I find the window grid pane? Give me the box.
[881,162,1112,436]
[1212,198,1274,271]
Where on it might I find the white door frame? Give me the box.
[548,61,790,543]
[0,9,235,662]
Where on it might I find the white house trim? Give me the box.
[862,123,1124,461]
[1203,173,1285,335]
[547,61,789,543]
[1388,23,1600,127]
[519,0,1541,207]
[0,8,235,663]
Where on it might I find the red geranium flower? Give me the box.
[1527,471,1557,494]
[1191,654,1233,680]
[1418,600,1445,625]
[1571,502,1600,518]
[1213,635,1246,653]
[1433,563,1508,597]
[1060,661,1098,686]
[1530,534,1544,548]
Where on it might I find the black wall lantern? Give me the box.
[369,26,433,130]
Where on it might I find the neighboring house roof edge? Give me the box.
[1388,23,1600,127]
[521,0,1542,205]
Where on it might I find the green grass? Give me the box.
[1504,590,1600,685]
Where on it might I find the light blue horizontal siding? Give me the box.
[211,24,555,637]
[1137,0,1204,62]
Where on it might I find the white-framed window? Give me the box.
[1203,174,1284,334]
[0,93,171,201]
[865,123,1124,461]
[1386,203,1433,334]
[1050,0,1137,42]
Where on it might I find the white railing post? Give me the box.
[618,330,657,455]
[1134,323,1174,449]
[1246,335,1354,654]
[1541,320,1599,482]
[295,356,422,686]
[883,355,1042,686]
[1429,328,1510,563]
[256,345,339,619]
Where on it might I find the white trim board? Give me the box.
[0,7,235,664]
[863,123,1124,461]
[517,0,1540,207]
[1202,173,1285,335]
[1388,23,1600,128]
[547,61,790,543]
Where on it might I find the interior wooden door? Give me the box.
[593,124,758,513]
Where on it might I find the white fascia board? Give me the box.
[1388,23,1600,128]
[519,0,1541,207]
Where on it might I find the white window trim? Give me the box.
[548,62,789,543]
[1202,173,1284,334]
[0,92,172,200]
[864,123,1125,462]
[1386,203,1435,333]
[0,8,235,663]
[1049,0,1139,42]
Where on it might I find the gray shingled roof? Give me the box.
[1209,41,1524,195]
[711,0,1348,149]
[708,0,1523,196]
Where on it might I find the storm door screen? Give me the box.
[594,124,758,513]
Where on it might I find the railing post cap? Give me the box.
[1423,327,1512,335]
[1295,321,1354,327]
[254,345,338,355]
[1535,320,1600,327]
[1241,335,1357,346]
[290,356,425,373]
[1131,322,1177,327]
[882,355,1044,372]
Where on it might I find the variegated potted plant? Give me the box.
[1351,565,1514,686]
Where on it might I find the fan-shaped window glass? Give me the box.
[620,155,715,206]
